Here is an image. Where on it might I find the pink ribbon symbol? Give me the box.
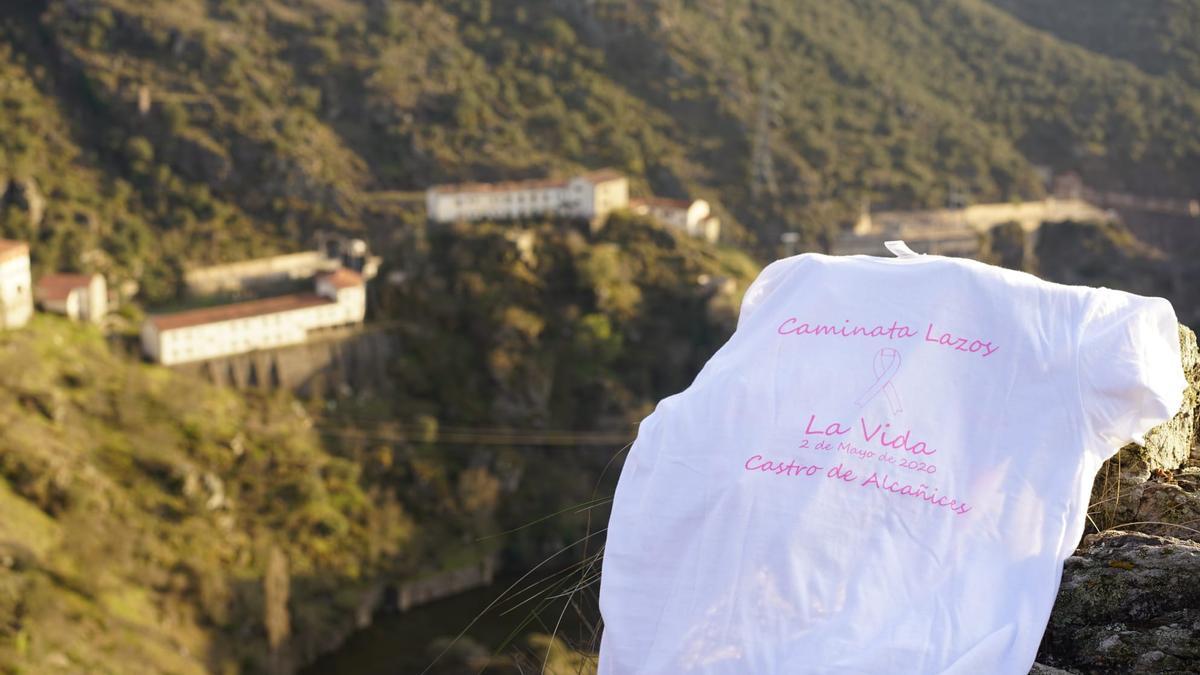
[855,348,903,414]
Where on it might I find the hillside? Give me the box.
[1,1,1199,670]
[374,212,757,427]
[0,315,582,674]
[986,0,1200,89]
[0,215,761,673]
[0,317,420,673]
[326,212,759,565]
[1,0,1198,303]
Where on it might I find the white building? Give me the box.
[630,197,722,243]
[141,268,366,366]
[36,273,107,323]
[0,239,33,330]
[425,169,629,227]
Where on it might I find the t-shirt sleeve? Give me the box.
[736,255,803,331]
[1077,288,1188,459]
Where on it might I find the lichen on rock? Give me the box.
[1038,531,1200,673]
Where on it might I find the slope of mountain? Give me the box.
[986,0,1200,88]
[2,3,1198,670]
[1,0,1198,302]
[0,214,759,673]
[0,317,419,673]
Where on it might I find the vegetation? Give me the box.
[1034,219,1175,299]
[380,214,755,424]
[986,0,1200,88]
[2,0,1199,303]
[0,317,493,674]
[0,0,1197,671]
[326,212,759,567]
[0,214,758,672]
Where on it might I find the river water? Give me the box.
[303,567,601,674]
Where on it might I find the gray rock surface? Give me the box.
[1125,471,1200,544]
[1038,531,1200,674]
[1029,664,1076,675]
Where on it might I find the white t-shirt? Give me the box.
[598,244,1187,674]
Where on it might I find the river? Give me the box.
[303,566,601,674]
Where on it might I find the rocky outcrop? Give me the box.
[983,220,1035,273]
[1122,471,1200,544]
[1038,531,1200,674]
[1035,220,1175,301]
[167,129,233,184]
[1035,323,1200,673]
[1089,324,1200,529]
[1029,664,1076,675]
[1,176,46,228]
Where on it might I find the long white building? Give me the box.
[141,268,366,365]
[426,169,629,226]
[0,239,33,330]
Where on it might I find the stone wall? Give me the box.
[172,324,395,397]
[859,198,1111,235]
[835,197,1114,257]
[391,555,499,613]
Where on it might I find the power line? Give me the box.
[315,410,635,436]
[751,71,780,200]
[315,425,635,448]
[316,414,632,434]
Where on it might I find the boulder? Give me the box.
[1029,664,1076,675]
[1089,324,1200,527]
[1123,471,1200,544]
[1038,531,1200,673]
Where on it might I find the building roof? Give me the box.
[317,267,364,289]
[148,293,333,332]
[631,196,694,210]
[36,273,96,302]
[0,239,29,264]
[428,176,570,195]
[184,250,326,277]
[578,168,626,184]
[428,168,627,195]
